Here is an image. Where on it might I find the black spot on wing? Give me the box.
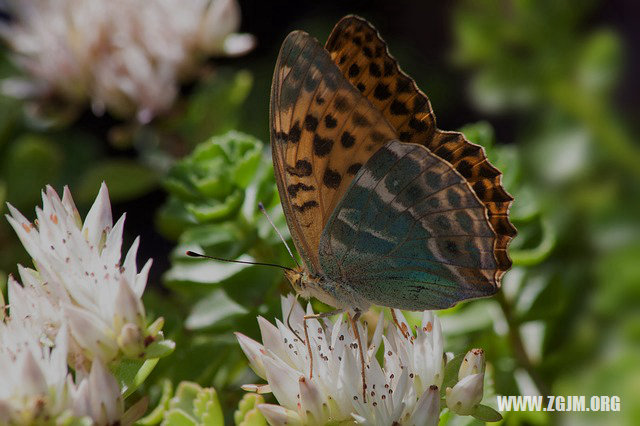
[341,131,355,148]
[323,168,342,188]
[396,75,413,93]
[408,117,428,132]
[304,114,319,131]
[352,111,370,127]
[383,61,394,77]
[313,135,333,156]
[369,63,382,77]
[334,95,350,112]
[347,163,362,175]
[374,83,391,100]
[370,130,386,143]
[349,63,361,77]
[287,183,315,198]
[390,100,409,116]
[286,160,313,177]
[293,200,319,212]
[289,121,302,143]
[324,114,337,128]
[399,132,412,142]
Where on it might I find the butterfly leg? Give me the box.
[286,294,306,344]
[303,309,344,379]
[391,308,410,339]
[348,309,367,403]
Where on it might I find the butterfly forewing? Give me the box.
[271,30,398,272]
[319,140,499,310]
[325,15,516,282]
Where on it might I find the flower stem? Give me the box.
[496,292,551,397]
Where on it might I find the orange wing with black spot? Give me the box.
[324,15,516,282]
[270,30,398,273]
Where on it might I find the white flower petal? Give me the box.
[258,316,290,364]
[459,348,485,380]
[222,33,256,56]
[446,373,484,415]
[263,355,302,410]
[239,296,485,426]
[241,384,271,394]
[123,237,140,282]
[87,360,123,424]
[298,376,324,423]
[134,259,152,297]
[61,186,82,227]
[66,304,117,363]
[114,276,144,326]
[367,310,385,359]
[235,332,267,379]
[7,183,157,366]
[18,349,48,396]
[82,182,112,247]
[409,385,440,426]
[103,214,125,265]
[257,403,303,426]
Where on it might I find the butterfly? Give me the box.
[271,15,515,317]
[269,16,516,395]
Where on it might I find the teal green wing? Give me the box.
[318,140,500,310]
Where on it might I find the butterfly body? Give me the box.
[272,16,516,313]
[285,267,371,312]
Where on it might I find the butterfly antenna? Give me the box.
[185,251,295,272]
[258,202,300,268]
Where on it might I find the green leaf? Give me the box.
[162,409,197,426]
[471,404,503,422]
[159,131,266,241]
[178,223,248,258]
[122,396,149,425]
[234,393,266,426]
[441,353,465,398]
[163,382,223,426]
[186,288,248,330]
[186,189,244,222]
[137,380,173,425]
[145,339,176,359]
[76,159,158,204]
[114,358,160,398]
[164,254,253,287]
[2,134,63,208]
[193,387,224,426]
[170,382,201,416]
[178,69,253,145]
[510,218,557,266]
[460,121,495,149]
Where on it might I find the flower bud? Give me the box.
[458,348,485,380]
[117,323,144,358]
[446,373,484,415]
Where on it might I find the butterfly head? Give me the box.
[284,266,313,299]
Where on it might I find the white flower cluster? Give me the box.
[236,295,488,426]
[1,183,160,424]
[0,0,255,122]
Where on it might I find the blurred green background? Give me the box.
[0,0,638,424]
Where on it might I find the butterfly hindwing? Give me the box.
[325,15,516,282]
[319,140,499,310]
[271,30,398,272]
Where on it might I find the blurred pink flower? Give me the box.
[0,0,255,123]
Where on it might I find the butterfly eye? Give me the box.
[284,269,304,292]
